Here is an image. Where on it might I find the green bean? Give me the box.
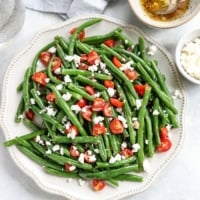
[79,164,139,179]
[68,18,102,55]
[97,136,107,162]
[61,69,112,81]
[75,40,92,54]
[102,134,112,159]
[137,86,151,170]
[30,88,45,109]
[138,36,149,63]
[165,108,179,128]
[15,97,25,123]
[23,67,31,111]
[75,75,105,91]
[17,81,23,92]
[23,118,40,131]
[47,83,87,136]
[60,88,82,100]
[145,110,154,157]
[44,167,79,178]
[43,121,56,139]
[101,54,138,99]
[67,83,94,101]
[3,129,45,147]
[152,98,161,146]
[114,31,135,47]
[107,179,119,187]
[136,63,178,114]
[55,36,69,53]
[52,136,100,144]
[96,156,136,168]
[114,174,143,182]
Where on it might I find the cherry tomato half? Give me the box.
[92,123,107,136]
[70,146,80,157]
[76,98,88,108]
[46,92,56,102]
[103,39,115,47]
[25,109,34,120]
[92,179,106,191]
[124,69,138,81]
[64,125,79,137]
[112,56,122,68]
[87,50,100,65]
[134,84,147,96]
[32,71,48,86]
[51,57,62,72]
[110,118,124,134]
[84,85,95,95]
[39,51,52,66]
[65,163,76,172]
[69,27,85,40]
[92,98,106,112]
[160,127,169,140]
[120,148,133,158]
[110,98,124,108]
[156,138,172,152]
[103,103,113,117]
[81,108,92,121]
[104,80,115,88]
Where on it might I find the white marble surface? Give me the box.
[0,1,200,200]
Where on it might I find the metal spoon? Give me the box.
[155,0,183,15]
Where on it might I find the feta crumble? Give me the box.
[118,115,128,128]
[107,88,116,97]
[60,147,64,156]
[52,144,60,152]
[54,67,61,75]
[56,84,63,90]
[78,153,85,164]
[109,154,122,163]
[93,116,104,124]
[152,109,160,116]
[135,99,142,110]
[120,60,134,71]
[48,46,56,53]
[71,105,81,114]
[147,45,157,56]
[30,98,35,105]
[64,75,72,84]
[132,143,140,152]
[121,141,127,150]
[46,106,57,117]
[62,92,72,101]
[45,149,52,155]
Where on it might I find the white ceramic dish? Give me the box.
[128,0,200,28]
[175,28,200,84]
[0,15,186,200]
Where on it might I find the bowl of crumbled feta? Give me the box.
[176,29,200,84]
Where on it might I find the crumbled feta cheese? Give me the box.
[99,62,111,75]
[81,105,91,113]
[36,60,45,70]
[45,141,51,146]
[64,55,74,62]
[54,67,61,75]
[46,106,57,117]
[35,135,41,143]
[64,75,72,84]
[61,116,68,124]
[56,84,63,90]
[132,143,140,152]
[133,120,140,129]
[88,64,98,72]
[60,147,64,155]
[93,91,101,98]
[121,141,127,150]
[147,45,157,56]
[62,92,72,101]
[116,107,123,113]
[135,99,142,110]
[48,46,56,53]
[143,159,151,172]
[166,124,172,131]
[87,150,92,156]
[71,105,81,114]
[152,109,160,116]
[118,115,128,128]
[36,90,41,96]
[132,117,138,121]
[73,55,81,65]
[67,129,77,139]
[93,116,104,124]
[124,39,128,44]
[120,60,134,71]
[78,153,85,164]
[78,179,86,186]
[30,98,35,105]
[94,149,100,154]
[64,121,71,130]
[89,155,96,163]
[69,165,76,171]
[145,139,149,144]
[45,149,52,154]
[17,114,24,120]
[45,78,50,83]
[172,89,183,100]
[109,154,122,163]
[52,144,60,152]
[107,88,116,97]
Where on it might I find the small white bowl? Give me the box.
[175,29,200,84]
[128,0,200,29]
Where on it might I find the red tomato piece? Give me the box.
[124,69,138,81]
[134,84,147,96]
[70,146,80,157]
[92,98,106,112]
[120,148,133,158]
[78,63,89,70]
[92,179,106,191]
[46,92,56,102]
[32,71,48,86]
[25,109,34,120]
[81,107,92,121]
[160,127,169,140]
[80,54,88,62]
[110,98,124,108]
[65,164,76,172]
[103,39,115,47]
[103,103,113,117]
[76,98,88,108]
[84,85,95,95]
[69,27,85,40]
[92,123,107,136]
[39,51,52,66]
[112,56,122,68]
[110,119,124,134]
[156,138,172,152]
[103,80,115,88]
[87,50,100,65]
[64,125,79,137]
[51,57,62,72]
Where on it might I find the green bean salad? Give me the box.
[4,18,179,191]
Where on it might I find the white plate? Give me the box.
[0,15,186,200]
